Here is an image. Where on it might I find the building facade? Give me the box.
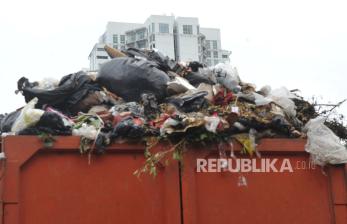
[89,15,231,70]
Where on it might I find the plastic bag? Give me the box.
[18,111,72,136]
[112,117,145,139]
[304,117,347,165]
[72,123,98,140]
[141,93,160,120]
[35,78,59,90]
[11,98,45,133]
[125,47,179,72]
[110,102,144,117]
[0,110,21,133]
[252,86,299,118]
[72,115,103,140]
[212,63,241,92]
[17,71,101,114]
[269,87,299,117]
[204,116,220,133]
[167,76,196,95]
[166,91,208,113]
[184,71,215,87]
[97,57,170,102]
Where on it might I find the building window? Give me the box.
[222,55,228,59]
[212,40,218,50]
[97,56,108,59]
[197,25,200,34]
[137,42,146,49]
[121,45,126,50]
[150,34,155,42]
[113,34,118,43]
[213,51,218,58]
[206,40,210,50]
[120,35,125,44]
[128,33,136,42]
[97,48,104,51]
[206,51,211,58]
[113,45,118,49]
[152,23,155,33]
[159,23,169,33]
[214,60,219,65]
[183,25,193,34]
[137,31,145,40]
[206,59,211,66]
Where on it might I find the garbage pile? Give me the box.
[1,46,347,167]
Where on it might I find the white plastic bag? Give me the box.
[212,63,241,91]
[167,76,196,95]
[269,87,299,117]
[204,116,220,133]
[253,86,298,117]
[11,98,44,132]
[160,118,180,135]
[304,117,347,166]
[35,78,59,90]
[72,123,98,140]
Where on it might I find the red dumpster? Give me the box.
[0,136,346,224]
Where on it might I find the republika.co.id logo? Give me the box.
[196,158,316,173]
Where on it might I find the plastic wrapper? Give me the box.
[304,117,347,166]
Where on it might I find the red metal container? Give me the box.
[0,136,346,224]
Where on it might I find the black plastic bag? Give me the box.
[184,72,215,87]
[188,61,204,72]
[111,116,145,139]
[141,93,160,120]
[125,48,179,72]
[17,71,101,113]
[97,57,170,102]
[18,111,72,135]
[111,102,144,117]
[166,91,208,113]
[0,110,21,133]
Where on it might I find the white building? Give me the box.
[89,15,231,70]
[144,15,176,59]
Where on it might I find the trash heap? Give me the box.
[1,46,347,170]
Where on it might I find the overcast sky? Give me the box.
[0,0,346,117]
